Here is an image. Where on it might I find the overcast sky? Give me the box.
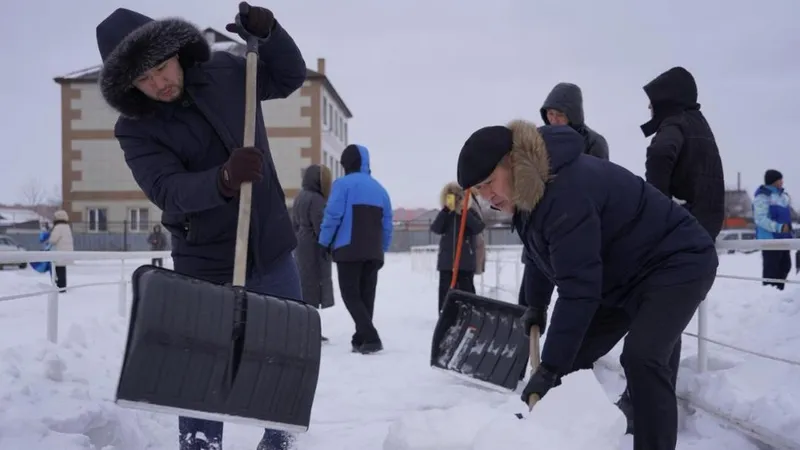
[0,0,797,208]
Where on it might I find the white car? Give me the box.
[0,235,28,269]
[716,229,757,254]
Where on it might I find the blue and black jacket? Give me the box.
[753,185,793,239]
[318,144,393,262]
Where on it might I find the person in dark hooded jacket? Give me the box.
[540,82,609,160]
[319,144,393,354]
[293,164,335,340]
[430,182,486,313]
[640,66,725,241]
[456,120,718,450]
[94,4,306,450]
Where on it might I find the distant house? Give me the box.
[0,208,47,231]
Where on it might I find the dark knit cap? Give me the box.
[764,169,783,186]
[456,125,514,188]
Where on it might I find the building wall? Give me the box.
[321,87,349,180]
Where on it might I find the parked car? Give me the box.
[716,228,757,254]
[0,235,27,269]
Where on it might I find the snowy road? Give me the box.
[0,254,787,449]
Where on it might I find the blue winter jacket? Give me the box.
[753,185,793,239]
[318,145,393,262]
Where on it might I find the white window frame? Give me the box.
[128,208,149,232]
[86,208,108,233]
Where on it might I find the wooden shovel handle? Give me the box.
[527,325,541,409]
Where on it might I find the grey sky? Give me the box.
[1,0,797,208]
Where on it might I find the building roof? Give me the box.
[0,208,47,226]
[53,27,352,118]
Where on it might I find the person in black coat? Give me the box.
[95,4,306,450]
[293,164,335,341]
[429,182,486,313]
[456,119,718,450]
[641,66,725,241]
[540,82,609,160]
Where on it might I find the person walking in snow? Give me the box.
[430,182,485,313]
[293,164,335,342]
[456,119,718,450]
[318,144,393,354]
[753,169,793,290]
[147,224,167,267]
[47,210,74,293]
[94,3,307,449]
[540,82,609,160]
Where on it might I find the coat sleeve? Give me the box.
[381,190,393,252]
[429,209,449,235]
[463,209,486,235]
[520,261,555,309]
[251,21,307,100]
[588,134,609,160]
[539,196,603,374]
[48,226,62,246]
[116,129,229,214]
[309,194,326,238]
[318,179,347,247]
[753,193,782,233]
[645,123,684,197]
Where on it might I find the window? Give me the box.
[338,117,344,140]
[87,208,108,232]
[344,122,348,144]
[129,208,150,232]
[334,111,339,137]
[322,97,328,126]
[327,104,333,130]
[741,232,756,240]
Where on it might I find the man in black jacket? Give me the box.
[614,67,726,433]
[95,3,306,449]
[456,120,718,450]
[540,82,609,160]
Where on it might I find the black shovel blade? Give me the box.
[431,289,529,391]
[115,265,322,433]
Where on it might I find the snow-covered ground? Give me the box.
[0,252,794,449]
[479,249,800,448]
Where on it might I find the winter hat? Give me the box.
[54,210,69,222]
[456,125,514,189]
[764,169,783,186]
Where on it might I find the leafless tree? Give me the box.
[19,178,46,206]
[45,184,62,207]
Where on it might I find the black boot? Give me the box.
[357,341,383,354]
[615,388,635,435]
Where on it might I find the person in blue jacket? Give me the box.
[456,119,718,450]
[94,3,306,450]
[318,144,393,354]
[753,169,793,290]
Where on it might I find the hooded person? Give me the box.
[540,82,609,160]
[640,66,725,241]
[429,182,486,313]
[456,120,718,450]
[318,144,393,354]
[293,164,335,340]
[94,4,307,450]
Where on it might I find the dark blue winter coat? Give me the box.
[318,145,393,263]
[508,121,718,374]
[95,8,306,284]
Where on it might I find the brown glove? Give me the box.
[218,147,264,197]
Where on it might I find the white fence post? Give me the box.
[697,300,708,373]
[118,259,127,317]
[46,288,58,344]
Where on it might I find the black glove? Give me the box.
[318,243,332,260]
[225,2,276,40]
[520,364,559,404]
[521,306,547,336]
[218,147,264,197]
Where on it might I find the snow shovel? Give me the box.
[430,194,529,392]
[114,33,322,433]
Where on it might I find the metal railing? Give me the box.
[0,251,171,343]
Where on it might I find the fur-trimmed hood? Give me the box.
[96,8,211,119]
[439,181,472,209]
[506,120,584,212]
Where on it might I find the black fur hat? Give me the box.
[96,8,211,118]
